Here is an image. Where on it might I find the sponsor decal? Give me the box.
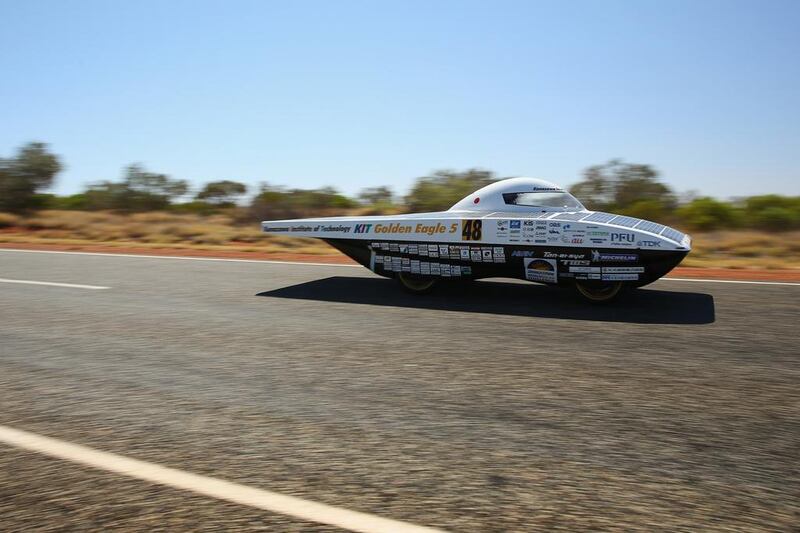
[561,234,585,244]
[354,223,372,233]
[610,232,635,244]
[410,260,420,274]
[511,250,536,258]
[420,262,431,274]
[637,240,662,248]
[369,222,458,235]
[561,259,590,266]
[408,244,418,254]
[524,258,558,283]
[399,244,409,254]
[428,244,438,257]
[461,219,483,241]
[419,245,428,256]
[602,273,639,281]
[374,255,384,263]
[439,245,449,256]
[481,248,493,261]
[431,263,441,275]
[543,251,588,260]
[569,266,601,273]
[591,250,638,262]
[460,248,471,260]
[602,267,645,273]
[389,243,400,252]
[441,264,452,277]
[401,257,411,271]
[512,250,587,260]
[452,265,462,276]
[462,266,472,275]
[470,249,483,262]
[548,222,561,228]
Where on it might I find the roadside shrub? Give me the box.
[751,206,798,231]
[676,197,741,231]
[0,212,20,227]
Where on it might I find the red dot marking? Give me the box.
[473,197,480,204]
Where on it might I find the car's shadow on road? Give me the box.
[257,276,715,325]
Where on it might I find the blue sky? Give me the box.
[1,0,798,198]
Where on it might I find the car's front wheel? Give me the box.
[574,281,623,303]
[397,272,438,294]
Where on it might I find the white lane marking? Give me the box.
[661,277,800,287]
[2,248,799,286]
[0,425,442,533]
[0,248,358,268]
[0,278,110,290]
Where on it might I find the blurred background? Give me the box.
[1,0,799,270]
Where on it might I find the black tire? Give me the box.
[397,272,438,294]
[574,281,624,303]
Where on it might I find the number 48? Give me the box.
[462,219,482,241]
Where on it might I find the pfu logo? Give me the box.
[611,232,634,243]
[354,224,372,233]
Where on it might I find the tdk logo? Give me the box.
[354,224,372,233]
[638,240,661,247]
[611,232,635,243]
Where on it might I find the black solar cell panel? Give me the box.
[635,220,666,234]
[610,215,641,228]
[660,227,685,243]
[582,212,616,223]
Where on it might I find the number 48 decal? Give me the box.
[461,219,482,241]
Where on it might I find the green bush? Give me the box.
[750,206,798,231]
[675,197,741,231]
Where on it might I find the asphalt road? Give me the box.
[1,249,798,531]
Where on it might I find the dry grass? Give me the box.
[1,211,798,268]
[0,210,334,255]
[682,230,800,269]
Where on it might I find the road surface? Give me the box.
[1,249,798,531]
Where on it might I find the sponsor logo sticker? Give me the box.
[524,258,558,283]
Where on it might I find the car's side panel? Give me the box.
[324,238,687,288]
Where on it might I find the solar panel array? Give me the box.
[660,227,686,243]
[582,212,616,223]
[552,212,587,221]
[575,211,686,243]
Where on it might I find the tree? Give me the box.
[82,164,188,211]
[744,195,800,230]
[249,184,357,220]
[675,197,740,231]
[405,169,496,212]
[0,142,62,212]
[569,159,676,213]
[358,186,393,205]
[196,180,248,205]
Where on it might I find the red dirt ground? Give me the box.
[2,242,798,282]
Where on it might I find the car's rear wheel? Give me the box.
[397,272,438,294]
[575,281,623,303]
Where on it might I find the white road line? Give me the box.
[661,277,800,287]
[0,278,110,290]
[0,248,358,268]
[0,425,442,533]
[1,248,799,286]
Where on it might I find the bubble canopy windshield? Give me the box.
[448,177,587,212]
[502,191,585,210]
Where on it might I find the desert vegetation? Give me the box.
[1,142,798,268]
